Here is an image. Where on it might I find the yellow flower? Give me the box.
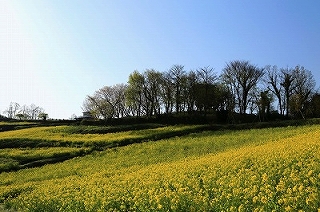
[285,206,292,211]
[261,173,268,182]
[260,196,268,204]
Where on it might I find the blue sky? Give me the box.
[1,0,319,119]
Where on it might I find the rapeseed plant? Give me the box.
[0,125,320,211]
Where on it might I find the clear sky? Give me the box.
[1,0,319,119]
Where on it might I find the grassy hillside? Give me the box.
[0,124,320,211]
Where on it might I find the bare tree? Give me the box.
[197,66,217,84]
[168,64,186,113]
[257,90,273,121]
[290,65,316,118]
[265,65,284,115]
[280,67,296,117]
[3,103,46,120]
[79,61,318,121]
[83,84,128,120]
[3,102,20,119]
[221,60,264,114]
[83,94,108,119]
[112,84,127,118]
[160,71,175,114]
[28,104,44,120]
[184,70,198,113]
[196,66,218,114]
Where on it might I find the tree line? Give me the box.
[2,102,48,120]
[83,60,319,123]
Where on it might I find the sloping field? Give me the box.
[0,124,204,173]
[0,124,203,149]
[0,124,320,211]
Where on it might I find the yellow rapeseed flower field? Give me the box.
[0,124,320,211]
[0,147,86,158]
[0,125,200,147]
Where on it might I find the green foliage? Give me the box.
[38,113,48,121]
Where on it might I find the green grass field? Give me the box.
[0,122,320,211]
